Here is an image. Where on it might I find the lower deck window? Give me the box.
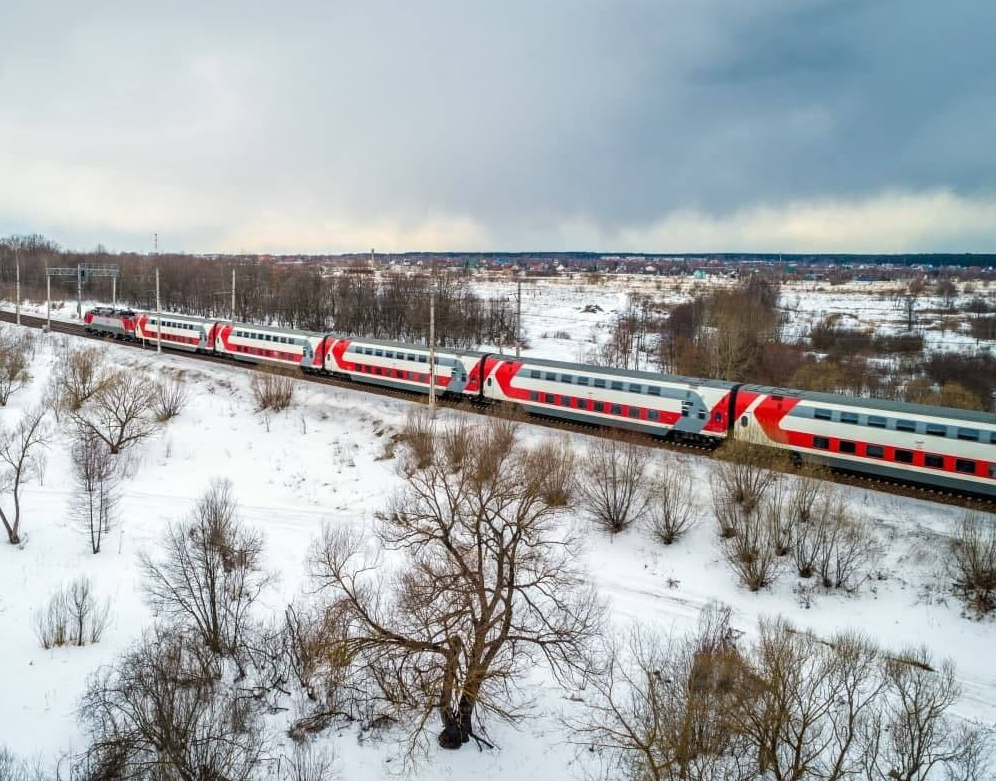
[956,459,977,474]
[648,410,659,422]
[895,449,914,464]
[866,444,884,458]
[838,441,856,454]
[594,402,605,413]
[628,407,640,418]
[610,404,622,415]
[812,436,830,450]
[924,454,944,469]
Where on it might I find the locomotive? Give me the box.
[82,308,996,498]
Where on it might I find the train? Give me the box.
[83,306,996,498]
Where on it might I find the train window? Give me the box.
[740,416,748,427]
[990,464,996,478]
[895,449,914,464]
[838,441,856,454]
[611,381,624,391]
[530,369,540,379]
[628,384,642,393]
[594,379,606,388]
[374,349,383,357]
[866,444,884,458]
[868,416,887,428]
[560,396,571,407]
[560,374,573,383]
[529,392,539,401]
[813,436,830,449]
[925,424,947,437]
[577,377,589,386]
[544,393,555,404]
[896,419,916,432]
[648,386,661,397]
[924,454,944,469]
[419,355,427,363]
[628,407,640,418]
[594,402,605,412]
[956,459,977,474]
[611,404,622,415]
[814,409,832,421]
[384,350,393,358]
[648,410,660,421]
[840,412,859,425]
[486,378,492,387]
[545,372,557,381]
[957,428,979,442]
[698,410,707,420]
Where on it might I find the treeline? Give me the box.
[0,236,517,349]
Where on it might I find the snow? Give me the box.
[0,283,994,777]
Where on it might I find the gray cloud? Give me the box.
[1,0,993,252]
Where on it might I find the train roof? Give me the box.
[339,334,489,357]
[741,383,996,425]
[498,352,738,390]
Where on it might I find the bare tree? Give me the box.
[0,407,49,545]
[0,328,31,406]
[949,509,996,616]
[70,430,121,554]
[152,375,190,422]
[52,345,109,412]
[33,577,110,648]
[140,480,270,665]
[864,647,992,781]
[791,487,874,591]
[710,439,781,538]
[720,488,785,591]
[579,437,652,534]
[646,456,701,545]
[78,626,266,780]
[571,602,753,781]
[307,418,601,754]
[70,371,159,454]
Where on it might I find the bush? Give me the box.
[949,510,996,615]
[249,366,295,412]
[720,488,785,591]
[33,577,110,648]
[153,375,190,422]
[646,457,700,545]
[579,437,651,534]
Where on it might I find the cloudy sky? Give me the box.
[1,0,994,254]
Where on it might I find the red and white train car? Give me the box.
[134,313,215,352]
[211,322,331,370]
[736,385,996,495]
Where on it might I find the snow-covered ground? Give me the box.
[0,321,994,778]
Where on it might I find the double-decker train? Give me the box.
[83,307,996,498]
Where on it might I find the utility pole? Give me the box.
[77,264,83,319]
[155,268,162,354]
[231,267,236,320]
[515,278,522,359]
[14,248,20,326]
[428,292,436,413]
[112,275,117,308]
[46,273,51,332]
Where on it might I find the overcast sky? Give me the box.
[1,0,994,254]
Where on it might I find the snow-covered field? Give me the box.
[0,320,994,778]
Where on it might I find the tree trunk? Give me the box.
[437,695,474,749]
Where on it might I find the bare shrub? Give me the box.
[721,488,785,591]
[571,602,753,781]
[78,626,265,781]
[282,742,337,781]
[396,407,435,469]
[250,365,295,412]
[33,577,110,648]
[70,430,120,554]
[140,479,271,663]
[579,436,652,534]
[1,407,50,545]
[646,456,700,545]
[308,418,601,754]
[70,371,159,455]
[0,328,31,406]
[152,375,190,422]
[792,488,874,591]
[0,746,46,781]
[949,510,996,615]
[54,345,108,411]
[710,439,781,538]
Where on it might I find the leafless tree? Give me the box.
[646,456,701,545]
[307,418,602,755]
[791,488,874,591]
[78,626,266,781]
[0,746,47,781]
[280,742,337,781]
[710,439,781,538]
[70,371,158,455]
[152,375,190,422]
[52,345,109,412]
[139,480,271,665]
[33,577,110,648]
[571,602,753,781]
[0,406,49,545]
[0,328,31,406]
[864,647,992,781]
[949,509,996,616]
[70,430,121,554]
[720,488,785,591]
[579,437,652,534]
[249,365,295,412]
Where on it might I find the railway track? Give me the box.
[1,308,990,512]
